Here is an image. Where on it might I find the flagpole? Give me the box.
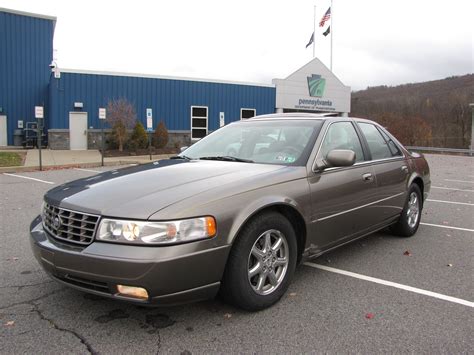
[313,5,316,58]
[330,0,333,70]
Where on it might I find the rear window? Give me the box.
[378,127,403,157]
[358,123,393,160]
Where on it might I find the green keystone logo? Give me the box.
[307,74,326,97]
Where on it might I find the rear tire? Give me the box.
[220,212,297,311]
[391,184,422,237]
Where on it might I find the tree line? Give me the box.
[351,74,473,148]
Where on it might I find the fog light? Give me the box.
[117,285,149,300]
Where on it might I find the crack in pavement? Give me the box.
[0,287,67,310]
[155,331,161,355]
[128,314,162,354]
[1,287,97,353]
[31,302,97,355]
[0,280,55,289]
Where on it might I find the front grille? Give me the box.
[43,202,100,245]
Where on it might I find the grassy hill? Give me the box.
[351,74,474,148]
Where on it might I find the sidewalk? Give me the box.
[0,149,172,173]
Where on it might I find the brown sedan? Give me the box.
[30,114,430,311]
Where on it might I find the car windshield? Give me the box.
[181,119,324,166]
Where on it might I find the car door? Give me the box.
[308,121,378,251]
[355,122,408,223]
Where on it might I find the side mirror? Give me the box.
[314,149,356,171]
[180,146,188,153]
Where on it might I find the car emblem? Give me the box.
[52,216,62,229]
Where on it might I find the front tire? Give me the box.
[392,184,422,237]
[220,212,297,311]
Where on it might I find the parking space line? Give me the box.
[303,262,474,308]
[431,186,474,192]
[420,222,474,233]
[427,199,474,206]
[444,179,474,184]
[3,173,54,185]
[74,168,100,173]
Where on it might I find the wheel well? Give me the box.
[247,204,307,262]
[412,177,424,201]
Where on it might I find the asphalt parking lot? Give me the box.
[1,154,473,354]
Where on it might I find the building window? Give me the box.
[241,108,256,120]
[191,106,208,140]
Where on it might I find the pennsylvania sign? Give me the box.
[307,74,326,97]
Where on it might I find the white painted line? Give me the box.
[431,186,474,192]
[420,222,474,233]
[74,168,100,173]
[427,199,474,206]
[304,262,474,308]
[3,173,54,185]
[444,179,474,184]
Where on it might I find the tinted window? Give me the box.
[320,122,365,162]
[378,127,402,156]
[358,123,393,160]
[241,109,256,119]
[192,107,207,117]
[192,129,206,139]
[191,106,208,140]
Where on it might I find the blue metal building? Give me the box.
[0,8,55,146]
[1,7,350,149]
[49,70,275,149]
[0,7,276,149]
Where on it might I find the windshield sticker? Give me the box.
[275,155,296,163]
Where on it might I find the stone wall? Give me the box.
[88,129,112,150]
[168,131,191,149]
[48,129,191,150]
[48,130,69,150]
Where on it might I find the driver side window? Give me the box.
[320,122,365,162]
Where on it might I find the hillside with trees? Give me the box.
[351,74,474,148]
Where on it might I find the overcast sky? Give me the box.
[1,0,473,90]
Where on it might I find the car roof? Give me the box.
[246,113,375,124]
[248,113,337,120]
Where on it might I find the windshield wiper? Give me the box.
[199,156,254,163]
[170,155,192,160]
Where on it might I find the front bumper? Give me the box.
[30,216,231,306]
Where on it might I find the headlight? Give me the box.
[97,216,217,245]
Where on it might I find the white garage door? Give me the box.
[69,112,88,150]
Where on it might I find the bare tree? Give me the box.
[351,74,474,148]
[106,98,137,151]
[449,91,469,147]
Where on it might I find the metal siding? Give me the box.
[0,11,53,144]
[49,72,276,133]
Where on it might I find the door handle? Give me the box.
[362,173,373,182]
[401,165,409,173]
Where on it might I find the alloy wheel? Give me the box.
[407,191,420,228]
[247,229,289,295]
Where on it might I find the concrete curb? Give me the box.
[0,160,147,173]
[0,153,173,173]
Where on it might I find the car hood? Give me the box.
[45,159,289,219]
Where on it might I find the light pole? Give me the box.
[469,103,473,156]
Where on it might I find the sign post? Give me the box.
[35,106,44,171]
[146,108,153,160]
[98,108,106,166]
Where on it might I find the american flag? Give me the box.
[319,7,331,27]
